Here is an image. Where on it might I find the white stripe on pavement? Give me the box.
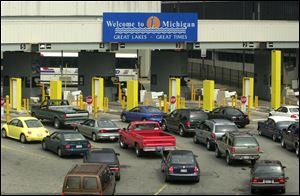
[251,118,266,122]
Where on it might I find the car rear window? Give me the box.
[234,137,258,147]
[171,155,195,164]
[226,108,243,116]
[289,108,299,113]
[64,133,86,141]
[190,111,208,120]
[97,120,117,128]
[25,120,43,128]
[254,166,283,175]
[83,177,98,190]
[146,107,161,113]
[277,121,295,129]
[215,125,238,133]
[133,124,160,130]
[66,176,81,189]
[87,152,117,163]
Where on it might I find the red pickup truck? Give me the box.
[119,121,176,157]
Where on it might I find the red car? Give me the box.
[119,121,176,157]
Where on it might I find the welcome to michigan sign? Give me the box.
[103,13,198,42]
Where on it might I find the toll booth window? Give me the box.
[151,74,157,85]
[4,76,9,87]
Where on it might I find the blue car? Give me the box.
[120,106,164,123]
[42,131,91,157]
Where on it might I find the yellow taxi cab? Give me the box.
[1,117,49,143]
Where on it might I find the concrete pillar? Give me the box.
[139,49,151,78]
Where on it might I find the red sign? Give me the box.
[241,96,247,104]
[1,97,4,106]
[170,96,176,104]
[86,96,93,105]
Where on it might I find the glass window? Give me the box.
[86,152,117,163]
[215,125,238,133]
[9,119,19,126]
[133,123,160,131]
[97,120,117,128]
[190,111,208,120]
[277,107,283,112]
[213,108,221,114]
[234,137,258,147]
[145,107,161,113]
[83,177,98,190]
[282,107,288,113]
[289,108,299,113]
[83,119,91,126]
[50,133,58,139]
[171,154,195,164]
[254,166,283,175]
[17,120,24,128]
[25,120,43,128]
[88,120,95,127]
[66,176,81,189]
[225,108,243,116]
[276,121,295,129]
[63,133,85,141]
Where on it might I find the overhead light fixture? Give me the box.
[115,53,137,58]
[40,52,79,57]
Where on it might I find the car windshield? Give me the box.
[25,120,43,128]
[215,125,238,133]
[254,166,283,175]
[49,100,69,106]
[277,121,295,128]
[133,124,160,130]
[234,137,258,147]
[190,111,208,120]
[86,152,117,163]
[64,133,86,141]
[289,108,299,113]
[171,154,195,164]
[226,108,243,115]
[97,120,117,128]
[145,107,161,113]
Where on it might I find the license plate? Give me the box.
[243,156,249,159]
[76,145,82,148]
[110,136,115,140]
[264,180,272,184]
[180,169,187,173]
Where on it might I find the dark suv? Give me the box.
[281,122,299,157]
[162,109,208,136]
[62,163,116,195]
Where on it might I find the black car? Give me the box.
[209,107,249,128]
[42,131,91,157]
[83,148,121,181]
[161,109,208,136]
[281,122,299,156]
[250,160,288,194]
[257,116,296,142]
[161,150,200,183]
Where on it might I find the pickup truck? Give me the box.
[31,99,89,129]
[118,121,176,157]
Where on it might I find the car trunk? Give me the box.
[234,145,259,155]
[67,140,90,149]
[132,131,176,147]
[172,164,195,174]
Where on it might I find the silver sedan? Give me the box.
[75,118,120,142]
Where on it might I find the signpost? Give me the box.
[170,96,176,112]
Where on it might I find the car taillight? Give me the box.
[87,143,92,148]
[64,114,67,119]
[62,192,64,196]
[211,133,216,140]
[65,144,71,149]
[99,130,108,133]
[230,147,236,153]
[194,166,199,173]
[100,191,103,196]
[291,114,297,118]
[251,177,263,183]
[110,168,120,172]
[27,131,32,135]
[186,121,191,128]
[168,166,174,174]
[275,178,285,183]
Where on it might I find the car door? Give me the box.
[85,120,96,138]
[274,107,284,116]
[210,108,222,119]
[218,134,228,154]
[198,121,211,144]
[78,120,90,136]
[267,119,276,138]
[102,168,115,195]
[46,132,58,152]
[7,119,19,138]
[16,120,25,139]
[167,110,179,130]
[38,100,49,119]
[127,107,137,121]
[286,124,295,148]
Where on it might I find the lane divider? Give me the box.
[154,184,168,195]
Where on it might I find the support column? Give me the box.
[127,80,138,110]
[271,50,281,110]
[203,80,214,111]
[50,80,62,100]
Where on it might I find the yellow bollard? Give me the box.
[83,102,87,111]
[198,96,201,108]
[76,95,79,109]
[94,96,97,118]
[218,100,221,108]
[164,96,168,113]
[41,83,45,102]
[6,96,10,122]
[177,95,181,109]
[191,84,194,101]
[180,97,185,109]
[255,96,258,110]
[248,96,251,120]
[121,97,126,110]
[283,97,286,106]
[223,99,226,107]
[159,97,162,111]
[80,94,83,110]
[103,97,108,113]
[145,99,149,106]
[231,97,234,108]
[118,83,122,103]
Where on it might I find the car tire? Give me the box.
[251,160,256,165]
[119,137,128,149]
[42,140,47,150]
[116,175,120,181]
[92,133,97,142]
[226,152,232,165]
[269,113,272,116]
[20,134,26,143]
[162,121,168,131]
[135,145,142,157]
[215,147,221,158]
[251,188,256,194]
[195,177,200,183]
[54,118,61,129]
[57,148,63,157]
[258,129,262,136]
[272,134,277,142]
[121,115,127,122]
[296,144,299,157]
[179,126,185,137]
[165,175,169,182]
[193,136,199,144]
[1,129,7,138]
[206,140,212,151]
[281,139,286,148]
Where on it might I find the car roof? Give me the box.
[254,160,282,166]
[13,116,38,121]
[68,163,107,175]
[269,116,296,122]
[227,131,253,137]
[208,119,236,125]
[170,150,194,155]
[56,131,80,134]
[89,148,116,153]
[130,121,160,125]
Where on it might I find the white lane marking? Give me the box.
[251,119,266,122]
